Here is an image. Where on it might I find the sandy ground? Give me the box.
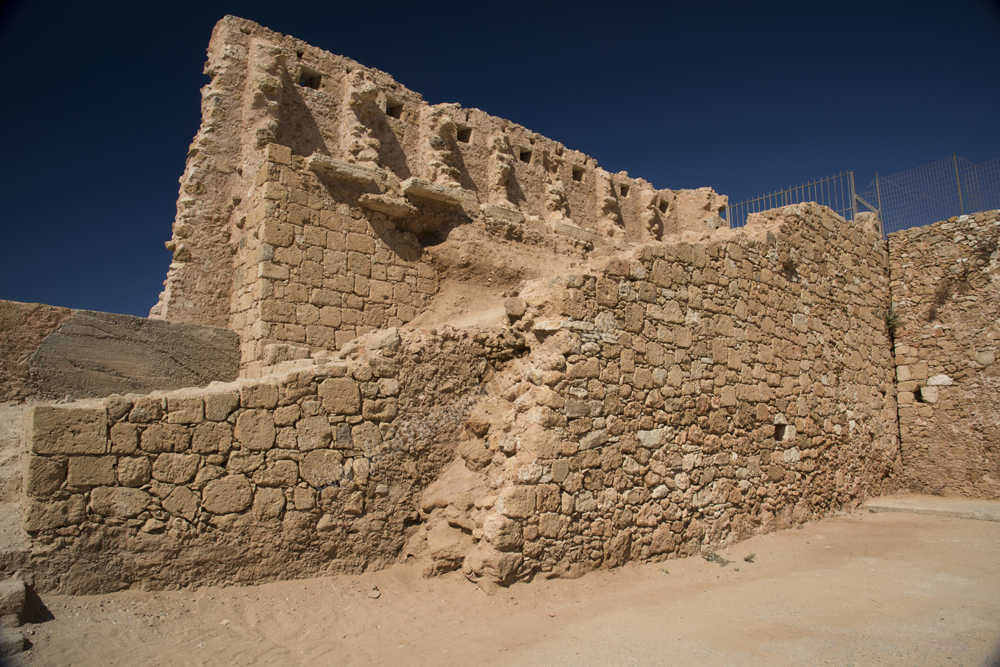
[7,508,1000,667]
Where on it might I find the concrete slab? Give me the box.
[864,493,1000,522]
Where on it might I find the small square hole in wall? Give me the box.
[519,148,532,163]
[298,66,322,90]
[296,50,304,59]
[456,126,472,143]
[386,101,404,119]
[572,166,584,182]
[658,200,668,213]
[774,424,787,441]
[620,184,630,197]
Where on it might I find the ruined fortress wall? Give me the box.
[889,211,1000,498]
[455,204,900,584]
[149,16,727,349]
[15,205,903,594]
[16,328,515,593]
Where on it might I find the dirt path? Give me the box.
[10,509,1000,667]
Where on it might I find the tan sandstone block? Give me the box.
[201,475,253,514]
[299,449,344,488]
[204,392,240,421]
[67,456,116,487]
[141,424,190,453]
[117,456,151,487]
[23,495,86,531]
[30,406,106,455]
[152,453,200,484]
[501,486,536,518]
[24,456,66,497]
[234,410,276,450]
[319,378,360,414]
[90,487,151,518]
[166,396,204,424]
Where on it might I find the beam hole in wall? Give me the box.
[456,127,472,143]
[519,149,532,164]
[774,424,787,441]
[620,184,630,198]
[386,100,404,119]
[914,387,925,403]
[296,50,304,59]
[572,166,584,182]
[298,66,322,90]
[658,200,668,213]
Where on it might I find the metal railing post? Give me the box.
[953,152,964,215]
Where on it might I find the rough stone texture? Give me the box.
[0,300,73,403]
[146,16,728,376]
[26,309,238,399]
[889,210,1000,498]
[12,16,992,596]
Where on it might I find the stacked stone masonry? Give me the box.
[889,210,1000,498]
[149,15,727,372]
[9,16,998,595]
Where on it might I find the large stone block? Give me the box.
[29,406,106,455]
[67,456,116,487]
[141,423,190,453]
[501,486,536,518]
[117,456,152,487]
[203,391,240,421]
[152,453,200,484]
[296,416,331,451]
[23,495,86,531]
[192,422,233,454]
[201,475,253,514]
[24,456,66,497]
[234,409,275,450]
[162,486,200,521]
[90,487,151,518]
[28,310,238,399]
[299,449,344,489]
[318,378,360,414]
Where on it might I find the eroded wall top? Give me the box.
[149,16,727,352]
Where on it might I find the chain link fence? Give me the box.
[857,155,1000,235]
[723,155,999,236]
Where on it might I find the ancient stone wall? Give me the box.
[16,327,521,593]
[149,16,727,365]
[889,211,1000,498]
[15,204,905,594]
[453,203,900,585]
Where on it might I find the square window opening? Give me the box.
[456,127,472,143]
[620,184,630,198]
[386,100,404,119]
[519,148,532,164]
[572,166,584,182]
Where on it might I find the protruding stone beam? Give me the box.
[306,154,377,185]
[359,193,418,218]
[401,177,479,217]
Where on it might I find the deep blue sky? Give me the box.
[1,0,999,317]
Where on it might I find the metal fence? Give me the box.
[857,155,1000,235]
[724,172,859,229]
